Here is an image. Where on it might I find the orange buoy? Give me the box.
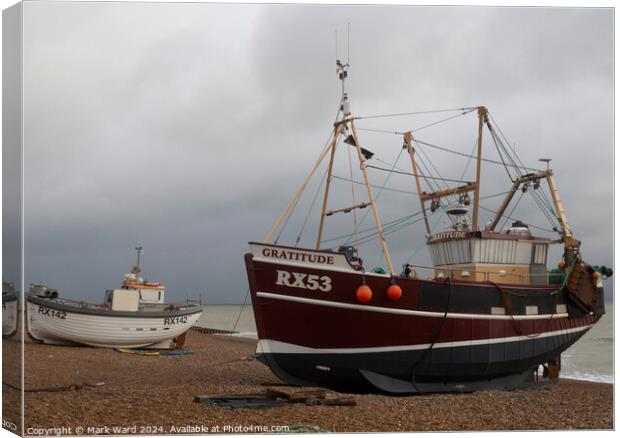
[356,285,373,303]
[387,284,402,301]
[558,261,567,270]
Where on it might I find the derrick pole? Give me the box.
[472,106,487,232]
[315,124,342,249]
[403,132,431,234]
[350,119,395,275]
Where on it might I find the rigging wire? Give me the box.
[355,107,477,120]
[410,108,478,133]
[322,209,423,245]
[342,148,405,245]
[356,122,540,174]
[332,174,419,195]
[487,120,523,179]
[488,114,529,172]
[478,204,555,233]
[366,164,473,184]
[529,189,561,228]
[499,190,525,230]
[458,140,479,181]
[414,138,541,172]
[356,127,403,135]
[295,166,330,247]
[487,123,517,182]
[322,191,510,248]
[414,140,452,193]
[272,95,345,243]
[536,186,560,218]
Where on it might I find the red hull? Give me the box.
[245,243,601,393]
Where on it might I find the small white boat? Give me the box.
[2,281,19,338]
[26,247,202,349]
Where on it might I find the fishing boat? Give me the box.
[2,281,19,338]
[244,60,612,393]
[26,247,202,349]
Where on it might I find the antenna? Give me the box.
[347,21,350,65]
[335,28,338,62]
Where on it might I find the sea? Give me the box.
[195,304,614,384]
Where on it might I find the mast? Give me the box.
[472,106,487,232]
[403,132,431,234]
[132,246,143,279]
[265,58,395,275]
[350,118,395,275]
[545,170,572,239]
[315,124,342,249]
[488,172,548,231]
[337,59,394,274]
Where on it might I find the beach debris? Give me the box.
[306,397,357,406]
[194,394,287,410]
[266,387,357,406]
[2,381,105,393]
[114,348,193,356]
[265,388,326,403]
[194,388,356,409]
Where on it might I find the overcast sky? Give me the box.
[4,2,613,303]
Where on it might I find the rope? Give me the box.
[411,277,453,394]
[489,282,557,339]
[230,288,250,335]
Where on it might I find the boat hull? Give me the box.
[245,244,601,393]
[26,298,202,349]
[2,294,18,338]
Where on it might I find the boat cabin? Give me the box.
[105,273,166,311]
[427,222,551,285]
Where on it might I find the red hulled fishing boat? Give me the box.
[244,60,611,393]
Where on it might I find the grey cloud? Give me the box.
[9,3,613,303]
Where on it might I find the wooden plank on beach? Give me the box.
[264,388,290,400]
[319,397,357,406]
[287,389,327,403]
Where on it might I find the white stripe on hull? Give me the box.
[2,300,18,336]
[26,302,201,348]
[258,324,593,355]
[256,291,569,321]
